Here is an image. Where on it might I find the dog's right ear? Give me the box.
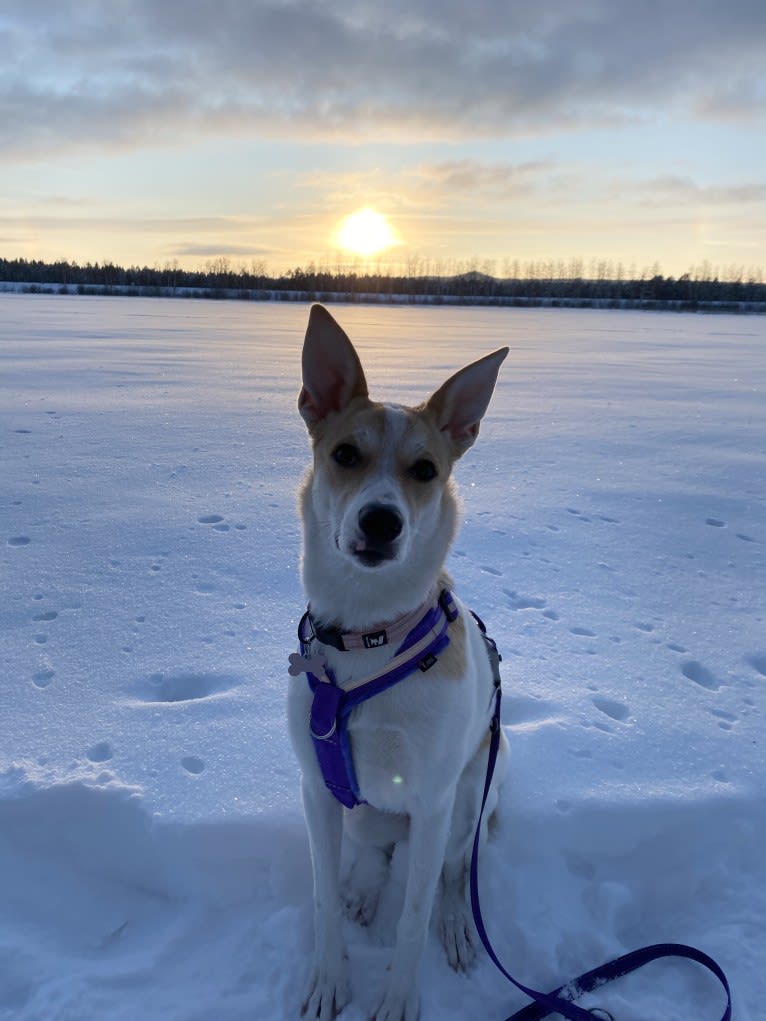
[298,305,368,431]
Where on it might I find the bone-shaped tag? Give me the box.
[288,651,328,678]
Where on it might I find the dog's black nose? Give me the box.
[358,503,403,545]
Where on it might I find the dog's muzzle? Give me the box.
[354,502,403,567]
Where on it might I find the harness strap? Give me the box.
[297,590,460,809]
[470,691,733,1021]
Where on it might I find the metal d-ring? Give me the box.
[310,718,337,741]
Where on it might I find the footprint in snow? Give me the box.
[503,588,546,611]
[8,536,31,547]
[32,610,58,622]
[198,514,227,530]
[680,660,720,691]
[592,696,631,723]
[32,669,55,688]
[87,741,114,763]
[745,654,766,678]
[710,709,738,731]
[181,756,205,775]
[705,518,726,528]
[566,507,592,522]
[570,626,596,638]
[127,672,239,704]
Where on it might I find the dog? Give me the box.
[288,304,510,1021]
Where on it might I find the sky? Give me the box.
[1,0,765,278]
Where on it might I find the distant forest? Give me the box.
[2,255,765,312]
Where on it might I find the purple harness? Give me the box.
[290,590,461,809]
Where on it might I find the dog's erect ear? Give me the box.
[298,305,368,431]
[425,347,508,457]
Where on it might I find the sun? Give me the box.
[336,208,399,258]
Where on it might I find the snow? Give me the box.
[1,293,764,1021]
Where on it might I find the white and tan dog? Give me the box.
[288,305,509,1021]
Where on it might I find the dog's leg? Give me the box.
[343,842,390,926]
[301,777,350,1021]
[438,858,474,973]
[343,804,406,927]
[437,729,509,972]
[372,798,455,1021]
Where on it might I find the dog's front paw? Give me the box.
[436,888,476,973]
[437,906,476,973]
[371,984,420,1021]
[343,885,380,927]
[301,957,350,1021]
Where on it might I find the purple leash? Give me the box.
[470,685,733,1021]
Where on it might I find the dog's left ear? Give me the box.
[298,305,368,432]
[426,347,508,457]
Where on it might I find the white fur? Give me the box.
[288,306,510,1021]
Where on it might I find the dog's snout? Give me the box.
[359,503,403,546]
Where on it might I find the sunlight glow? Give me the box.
[336,208,399,257]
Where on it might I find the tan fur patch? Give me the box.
[430,611,467,682]
[312,398,456,504]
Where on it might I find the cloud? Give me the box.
[410,159,555,198]
[299,159,570,216]
[1,0,764,160]
[0,213,260,234]
[631,175,766,207]
[169,242,274,258]
[695,78,766,121]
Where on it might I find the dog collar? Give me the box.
[305,590,440,652]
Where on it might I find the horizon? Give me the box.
[2,251,764,285]
[1,2,765,276]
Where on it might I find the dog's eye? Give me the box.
[332,443,361,468]
[410,459,438,482]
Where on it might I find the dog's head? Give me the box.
[298,305,507,600]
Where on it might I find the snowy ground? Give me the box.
[1,294,764,1021]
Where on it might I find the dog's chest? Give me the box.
[323,635,480,810]
[344,685,435,811]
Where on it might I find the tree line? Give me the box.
[1,255,765,311]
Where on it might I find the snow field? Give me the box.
[1,295,764,1020]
